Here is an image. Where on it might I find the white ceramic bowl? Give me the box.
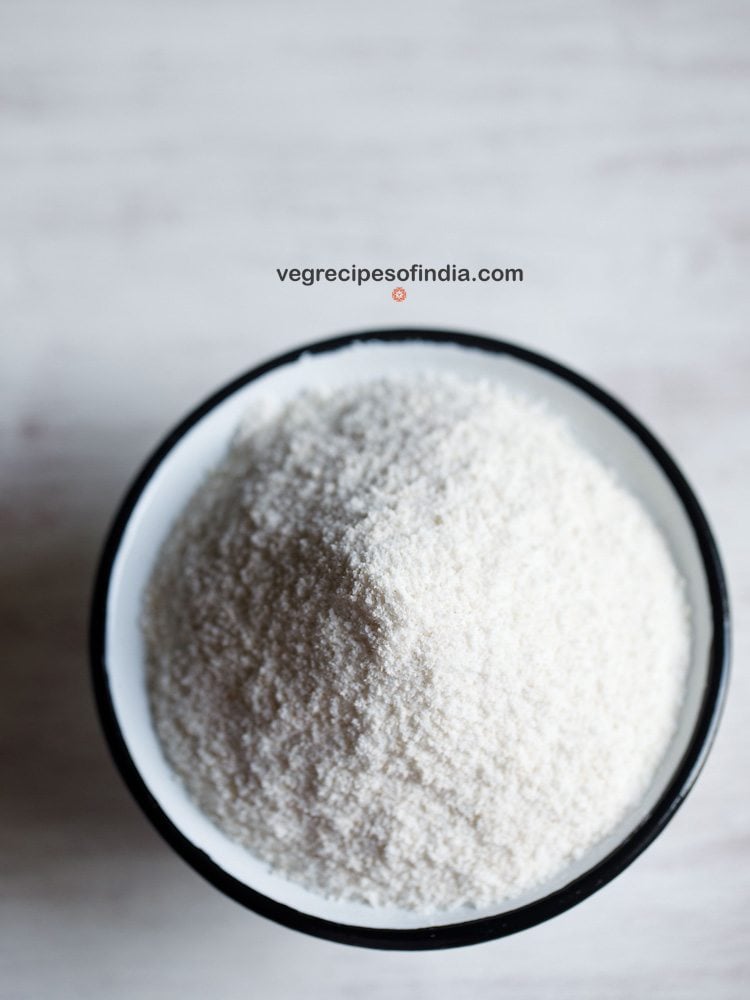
[91,330,729,949]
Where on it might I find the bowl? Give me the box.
[90,329,729,949]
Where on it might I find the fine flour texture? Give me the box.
[144,374,689,911]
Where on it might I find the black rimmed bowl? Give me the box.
[90,329,729,950]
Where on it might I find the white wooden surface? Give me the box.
[1,1,748,996]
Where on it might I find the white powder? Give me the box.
[144,373,689,911]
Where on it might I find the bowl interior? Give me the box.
[104,339,713,930]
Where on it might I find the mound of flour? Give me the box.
[144,373,689,911]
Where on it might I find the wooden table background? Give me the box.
[2,1,748,996]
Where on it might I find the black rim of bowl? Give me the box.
[90,328,730,951]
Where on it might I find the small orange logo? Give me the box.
[392,286,407,302]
